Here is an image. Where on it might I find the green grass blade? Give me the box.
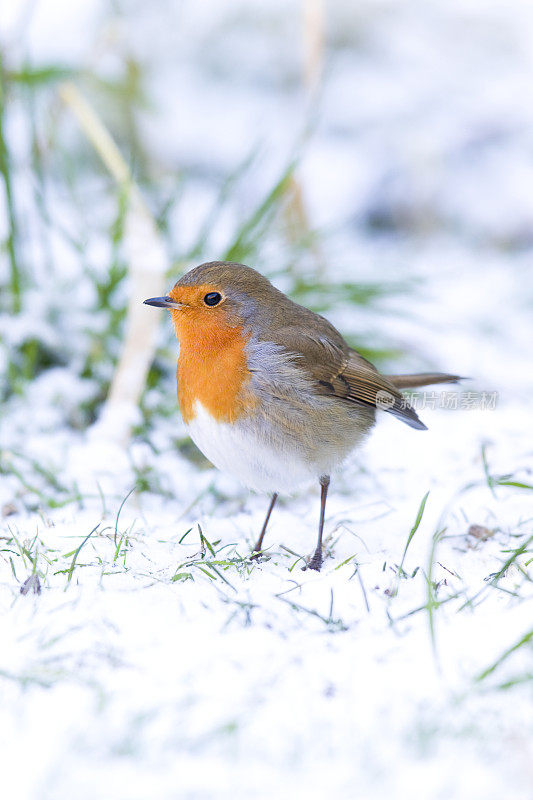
[398,491,429,579]
[223,160,296,263]
[65,524,100,586]
[0,56,22,313]
[476,629,533,683]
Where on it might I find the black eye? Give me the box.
[203,292,222,306]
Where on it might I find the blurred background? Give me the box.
[1,0,532,490]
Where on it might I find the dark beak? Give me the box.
[143,296,181,309]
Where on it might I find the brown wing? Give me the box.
[330,351,427,430]
[271,324,427,430]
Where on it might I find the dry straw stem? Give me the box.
[303,0,324,94]
[280,1,325,272]
[59,82,167,444]
[283,174,324,272]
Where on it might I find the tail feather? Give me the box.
[385,372,463,390]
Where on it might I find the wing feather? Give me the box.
[270,324,427,430]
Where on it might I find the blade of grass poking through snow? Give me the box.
[497,479,533,490]
[458,533,533,612]
[114,521,135,564]
[475,628,533,684]
[198,525,216,558]
[276,595,348,632]
[64,524,100,587]
[114,486,135,548]
[426,527,446,665]
[481,443,497,498]
[480,444,533,494]
[488,535,533,586]
[398,491,429,579]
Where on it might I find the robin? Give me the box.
[144,261,459,571]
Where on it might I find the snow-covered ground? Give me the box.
[1,2,532,799]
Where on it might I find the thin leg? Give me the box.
[252,493,278,555]
[307,475,330,572]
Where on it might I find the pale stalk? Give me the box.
[59,82,168,445]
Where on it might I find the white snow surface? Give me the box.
[1,2,533,799]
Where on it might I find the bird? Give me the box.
[144,261,460,571]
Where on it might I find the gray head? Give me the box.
[144,261,290,331]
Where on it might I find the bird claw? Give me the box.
[250,549,269,562]
[305,551,323,572]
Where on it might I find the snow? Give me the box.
[1,1,533,799]
[2,409,532,800]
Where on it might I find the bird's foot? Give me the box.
[305,549,323,572]
[250,548,269,562]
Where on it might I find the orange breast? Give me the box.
[171,310,256,424]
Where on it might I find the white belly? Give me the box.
[186,402,316,493]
